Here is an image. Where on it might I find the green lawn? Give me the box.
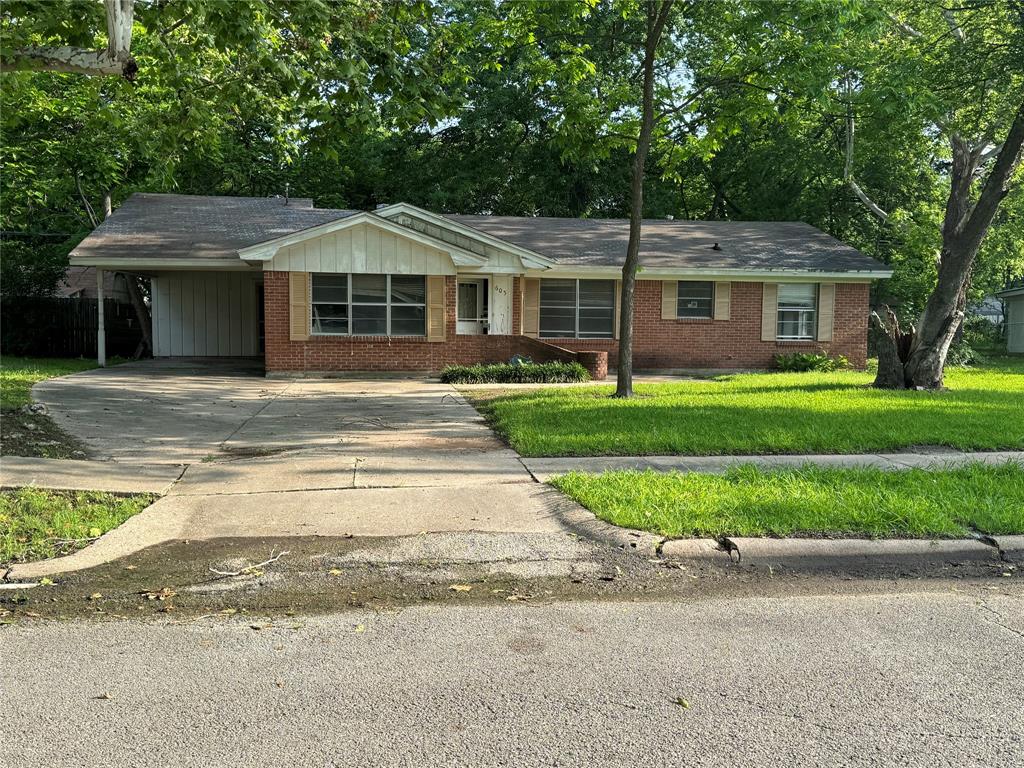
[0,488,156,565]
[1,356,110,458]
[551,463,1024,538]
[472,359,1024,457]
[0,356,100,409]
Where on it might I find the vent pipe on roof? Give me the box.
[712,242,722,251]
[284,183,289,206]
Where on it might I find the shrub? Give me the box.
[774,352,850,372]
[440,360,590,384]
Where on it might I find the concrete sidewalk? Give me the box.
[522,450,1024,481]
[0,456,184,495]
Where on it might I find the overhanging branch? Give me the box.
[0,0,136,79]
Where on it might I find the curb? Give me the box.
[543,490,1014,573]
[719,536,1002,571]
[994,535,1024,565]
[546,493,664,555]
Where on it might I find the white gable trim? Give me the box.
[375,202,556,270]
[237,210,487,267]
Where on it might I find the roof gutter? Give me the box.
[525,266,893,281]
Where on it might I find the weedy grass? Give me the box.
[0,356,101,409]
[0,488,156,564]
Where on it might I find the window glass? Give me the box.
[312,274,348,303]
[540,279,577,307]
[458,283,479,320]
[539,279,614,339]
[352,274,387,303]
[677,281,713,318]
[391,305,426,336]
[776,283,817,339]
[578,280,615,338]
[777,283,816,309]
[311,273,426,337]
[777,312,815,339]
[352,304,387,335]
[391,275,426,304]
[539,279,578,338]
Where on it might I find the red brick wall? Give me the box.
[266,272,529,373]
[264,272,869,372]
[541,281,869,369]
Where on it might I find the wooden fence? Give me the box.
[1,296,143,358]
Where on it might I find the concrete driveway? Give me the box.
[16,359,575,577]
[36,359,507,465]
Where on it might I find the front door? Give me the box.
[457,278,488,334]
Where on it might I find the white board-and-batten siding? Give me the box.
[267,223,455,275]
[152,272,261,357]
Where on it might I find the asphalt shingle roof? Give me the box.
[72,193,887,274]
[446,215,885,273]
[71,193,357,262]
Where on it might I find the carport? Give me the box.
[69,193,351,366]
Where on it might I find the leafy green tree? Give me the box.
[1,0,476,293]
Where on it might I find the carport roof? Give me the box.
[71,193,358,264]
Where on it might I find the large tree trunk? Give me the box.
[873,100,1024,389]
[0,0,136,79]
[615,0,674,398]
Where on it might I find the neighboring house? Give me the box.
[69,193,892,375]
[58,266,132,303]
[997,285,1024,354]
[970,295,1004,327]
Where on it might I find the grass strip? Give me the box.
[0,488,156,565]
[550,462,1024,539]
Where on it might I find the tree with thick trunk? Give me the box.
[854,4,1024,389]
[615,0,675,398]
[0,0,136,79]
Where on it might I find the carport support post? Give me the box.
[96,267,106,367]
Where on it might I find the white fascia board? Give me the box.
[375,202,558,269]
[524,266,893,281]
[455,265,527,275]
[236,210,486,265]
[69,256,259,271]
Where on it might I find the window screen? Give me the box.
[539,279,615,339]
[776,283,817,340]
[311,274,426,337]
[676,281,714,318]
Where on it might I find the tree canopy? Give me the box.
[2,0,1022,337]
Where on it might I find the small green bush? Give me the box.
[440,361,590,384]
[774,352,849,372]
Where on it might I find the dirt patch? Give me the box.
[0,409,90,459]
[1,534,1015,622]
[216,445,290,460]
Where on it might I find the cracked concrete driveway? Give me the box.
[20,359,575,576]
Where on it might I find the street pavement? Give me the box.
[4,582,1022,767]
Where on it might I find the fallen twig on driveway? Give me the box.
[209,550,290,578]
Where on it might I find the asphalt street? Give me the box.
[5,583,1022,768]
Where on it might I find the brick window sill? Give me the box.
[309,334,428,342]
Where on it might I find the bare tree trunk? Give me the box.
[616,0,674,398]
[0,0,136,79]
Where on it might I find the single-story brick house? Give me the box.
[70,193,891,377]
